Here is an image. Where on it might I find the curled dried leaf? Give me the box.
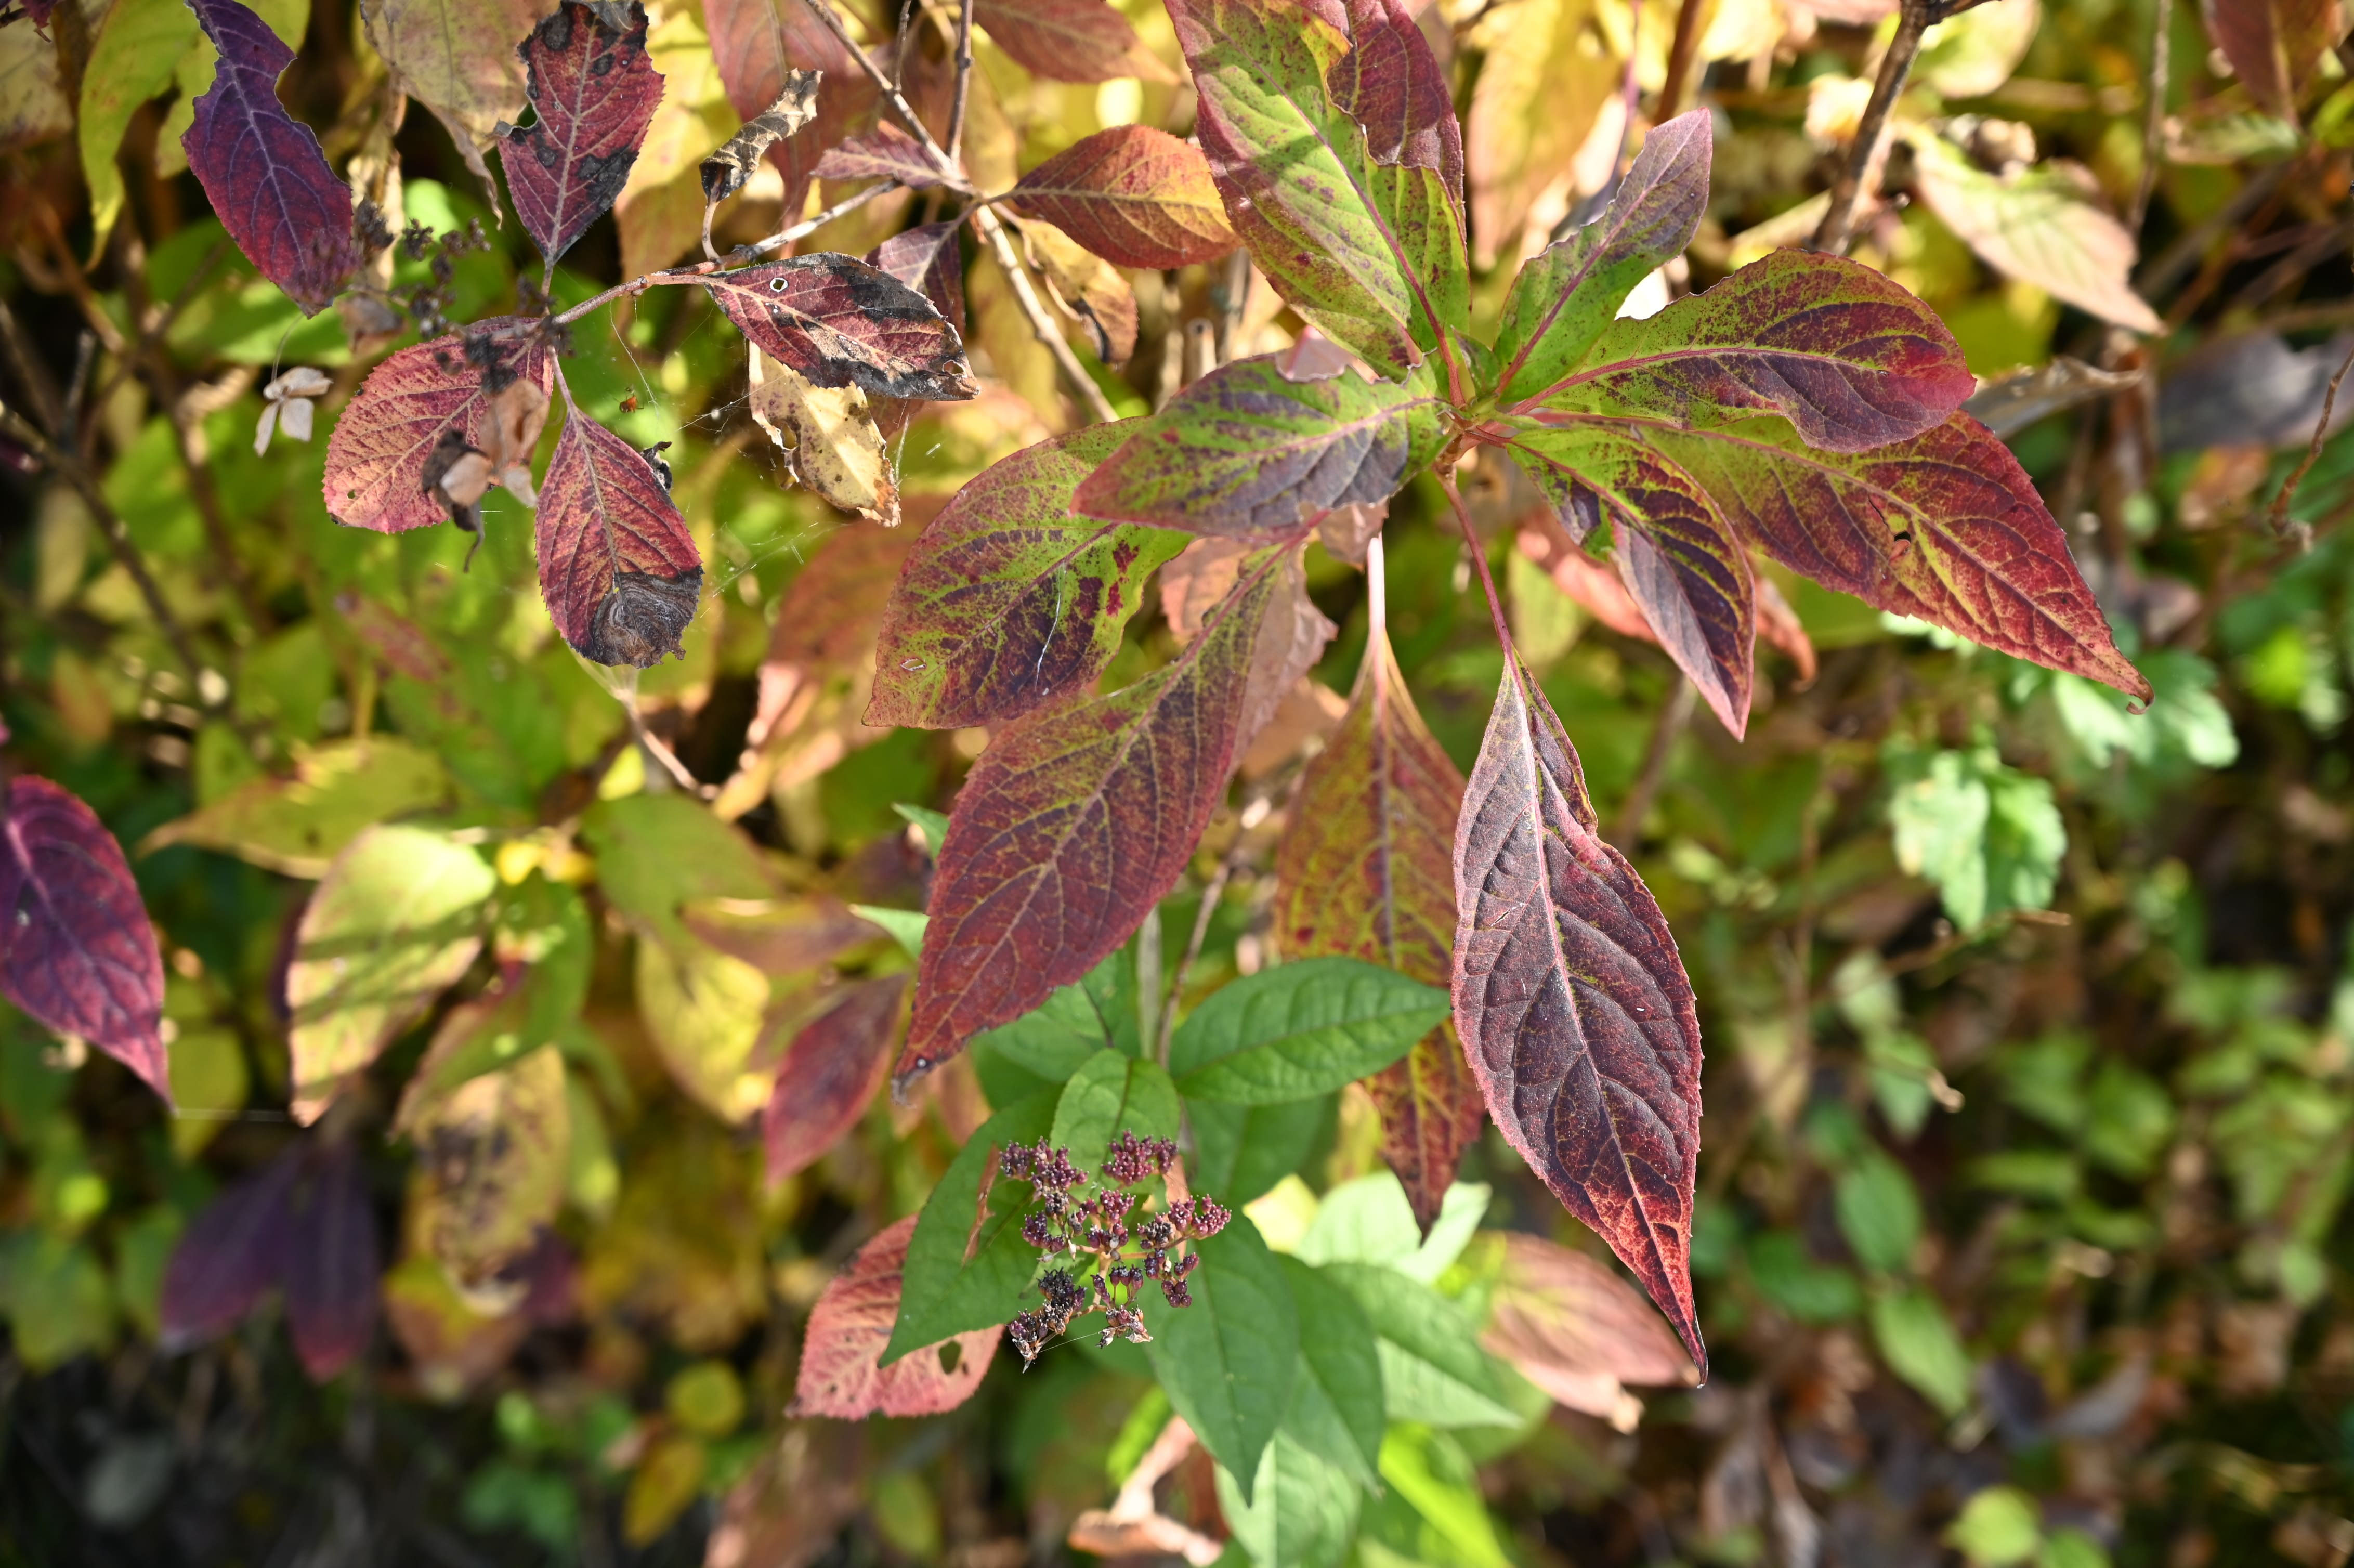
[701,69,822,203]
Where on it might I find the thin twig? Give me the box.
[946,0,976,164]
[2264,336,2354,544]
[2136,160,2288,299]
[973,205,1121,424]
[794,0,968,187]
[1157,842,1243,1059]
[1657,0,1708,119]
[1811,0,1936,253]
[1611,675,1695,849]
[2126,0,2172,234]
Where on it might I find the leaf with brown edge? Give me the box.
[359,0,554,150]
[973,0,1175,83]
[1453,646,1707,1374]
[897,552,1285,1087]
[182,0,363,315]
[765,976,906,1185]
[1275,628,1480,1235]
[1328,0,1464,205]
[0,776,168,1102]
[2200,0,2344,123]
[790,1214,1000,1418]
[324,323,553,535]
[1506,425,1758,736]
[869,221,967,335]
[1543,250,1978,453]
[868,421,1189,731]
[811,121,950,188]
[496,2,664,267]
[1075,357,1446,539]
[1004,126,1238,270]
[700,254,978,401]
[700,69,820,203]
[1479,1231,1698,1426]
[1602,410,2152,702]
[748,345,897,521]
[535,410,704,668]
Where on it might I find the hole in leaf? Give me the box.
[937,1340,962,1374]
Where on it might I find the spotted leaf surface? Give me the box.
[898,553,1284,1085]
[1552,250,1978,453]
[1076,358,1445,539]
[1275,632,1480,1233]
[0,777,168,1101]
[1453,650,1706,1373]
[869,221,967,335]
[701,254,977,401]
[496,1,664,266]
[764,976,907,1185]
[1004,126,1238,269]
[1329,0,1463,204]
[704,0,874,217]
[791,1215,1000,1418]
[536,411,703,667]
[182,0,362,314]
[869,422,1189,730]
[323,324,552,535]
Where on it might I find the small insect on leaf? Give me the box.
[0,776,169,1102]
[182,0,364,314]
[701,254,978,401]
[497,1,665,267]
[701,68,822,204]
[535,409,705,667]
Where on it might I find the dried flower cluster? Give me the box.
[1001,1133,1230,1367]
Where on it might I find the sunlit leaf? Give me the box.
[1908,133,2160,334]
[142,738,452,878]
[1005,125,1238,269]
[974,0,1174,83]
[791,1215,1000,1418]
[1144,1218,1298,1498]
[322,323,553,535]
[495,1,665,266]
[700,254,978,400]
[535,408,704,668]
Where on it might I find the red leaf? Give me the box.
[535,410,704,667]
[1004,126,1239,269]
[496,1,665,267]
[898,552,1285,1084]
[1479,1232,1698,1421]
[1328,0,1464,206]
[790,1215,1000,1418]
[282,1143,381,1381]
[0,776,167,1101]
[1452,649,1707,1374]
[868,422,1188,730]
[812,122,948,188]
[765,976,908,1185]
[161,1155,299,1349]
[1275,629,1481,1234]
[701,254,977,401]
[869,221,967,336]
[323,323,553,535]
[973,0,1174,83]
[2202,0,2345,122]
[704,0,877,218]
[182,0,362,315]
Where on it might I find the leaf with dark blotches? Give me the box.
[1275,630,1480,1235]
[1574,410,2152,701]
[869,221,967,335]
[402,1034,568,1289]
[868,421,1189,730]
[496,1,664,266]
[2201,0,2343,122]
[182,0,362,313]
[324,323,553,534]
[701,69,820,202]
[700,254,977,401]
[1547,250,1978,452]
[1004,126,1239,270]
[791,1214,1000,1418]
[1505,425,1757,736]
[535,410,705,667]
[282,1142,382,1381]
[973,0,1175,83]
[765,976,907,1185]
[0,777,168,1101]
[1328,0,1463,206]
[1493,111,1710,408]
[1453,647,1707,1374]
[812,122,948,188]
[161,1153,298,1350]
[1169,0,1448,374]
[1076,358,1445,539]
[897,551,1286,1086]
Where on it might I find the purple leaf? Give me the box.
[700,254,977,401]
[323,322,553,534]
[282,1143,381,1381]
[1453,650,1707,1374]
[535,410,704,667]
[0,776,168,1101]
[764,975,907,1185]
[1329,0,1463,206]
[496,1,664,267]
[811,122,949,189]
[1493,111,1711,408]
[182,0,362,315]
[868,221,966,336]
[161,1154,299,1349]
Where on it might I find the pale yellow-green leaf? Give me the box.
[0,11,72,154]
[359,0,552,141]
[142,736,452,877]
[1916,0,2040,99]
[407,1043,571,1290]
[1907,133,2160,332]
[80,0,202,252]
[1467,0,1620,265]
[634,932,775,1121]
[748,346,897,520]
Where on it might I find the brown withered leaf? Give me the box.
[701,68,821,203]
[748,344,899,522]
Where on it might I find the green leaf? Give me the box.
[1746,1233,1863,1323]
[1944,1485,2042,1567]
[1322,1262,1520,1429]
[1144,1217,1299,1497]
[1076,357,1446,539]
[582,795,780,945]
[971,953,1130,1084]
[1048,1050,1182,1177]
[285,825,498,1123]
[1168,958,1449,1103]
[893,802,951,855]
[1885,741,2064,930]
[848,905,928,959]
[1216,1434,1362,1568]
[81,0,205,256]
[1188,1097,1330,1206]
[1870,1288,1974,1416]
[141,737,453,878]
[881,1087,1062,1365]
[1294,1171,1489,1285]
[1372,1426,1514,1568]
[1277,1257,1385,1487]
[1834,1151,1923,1274]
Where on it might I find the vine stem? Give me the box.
[946,0,977,164]
[1810,0,1939,253]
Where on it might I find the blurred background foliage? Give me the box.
[1,0,2353,1563]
